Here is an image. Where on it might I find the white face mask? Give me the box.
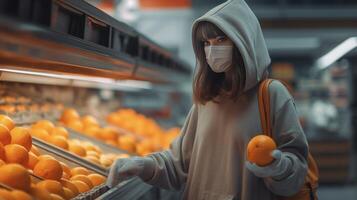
[204,45,233,73]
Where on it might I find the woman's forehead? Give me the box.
[197,22,225,40]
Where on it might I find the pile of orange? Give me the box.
[30,120,70,151]
[30,118,128,168]
[69,139,129,167]
[0,96,63,116]
[60,109,121,146]
[60,109,134,157]
[107,109,181,154]
[0,115,107,199]
[29,118,123,168]
[60,108,180,156]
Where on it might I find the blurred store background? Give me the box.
[0,0,357,199]
[85,0,357,199]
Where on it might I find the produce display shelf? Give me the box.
[33,137,108,176]
[33,138,110,199]
[97,177,154,200]
[34,132,156,200]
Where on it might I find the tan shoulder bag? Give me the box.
[258,79,319,200]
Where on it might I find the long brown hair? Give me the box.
[193,21,246,104]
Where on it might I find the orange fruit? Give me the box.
[0,189,15,200]
[51,127,69,139]
[68,139,80,145]
[0,115,15,130]
[116,153,130,159]
[68,144,86,157]
[136,140,154,156]
[50,194,65,200]
[29,185,52,200]
[0,124,11,145]
[4,144,29,166]
[60,109,80,124]
[66,120,83,132]
[60,179,79,197]
[71,180,90,193]
[100,157,113,168]
[11,190,32,200]
[100,127,118,141]
[93,146,102,154]
[27,152,39,170]
[106,113,121,125]
[0,164,31,191]
[0,105,16,114]
[49,136,69,150]
[30,145,41,156]
[88,174,106,186]
[86,151,100,159]
[105,140,117,147]
[63,187,75,199]
[62,173,70,180]
[0,143,5,161]
[0,159,5,166]
[32,120,55,133]
[29,128,50,142]
[247,135,277,166]
[10,127,32,151]
[85,156,100,165]
[60,162,71,179]
[83,126,101,139]
[38,155,55,161]
[70,175,93,189]
[118,135,136,153]
[70,167,89,176]
[33,159,63,180]
[83,143,101,154]
[81,115,99,128]
[37,180,64,197]
[105,153,118,160]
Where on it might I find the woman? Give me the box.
[107,0,308,199]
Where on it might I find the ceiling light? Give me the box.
[315,37,357,71]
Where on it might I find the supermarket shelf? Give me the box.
[98,177,154,200]
[15,116,135,159]
[0,0,191,85]
[136,60,189,85]
[0,183,13,191]
[74,184,109,200]
[33,138,109,176]
[0,68,154,92]
[0,16,136,80]
[33,137,112,199]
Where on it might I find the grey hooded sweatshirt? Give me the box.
[145,0,309,199]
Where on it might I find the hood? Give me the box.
[192,0,271,92]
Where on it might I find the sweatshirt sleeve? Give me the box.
[144,105,198,190]
[263,81,309,197]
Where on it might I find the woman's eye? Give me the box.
[203,41,210,46]
[217,36,226,42]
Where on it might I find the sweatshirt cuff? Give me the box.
[272,153,293,181]
[138,157,156,181]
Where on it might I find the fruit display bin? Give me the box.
[34,139,110,199]
[0,80,185,200]
[15,116,133,168]
[33,137,108,176]
[0,126,159,199]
